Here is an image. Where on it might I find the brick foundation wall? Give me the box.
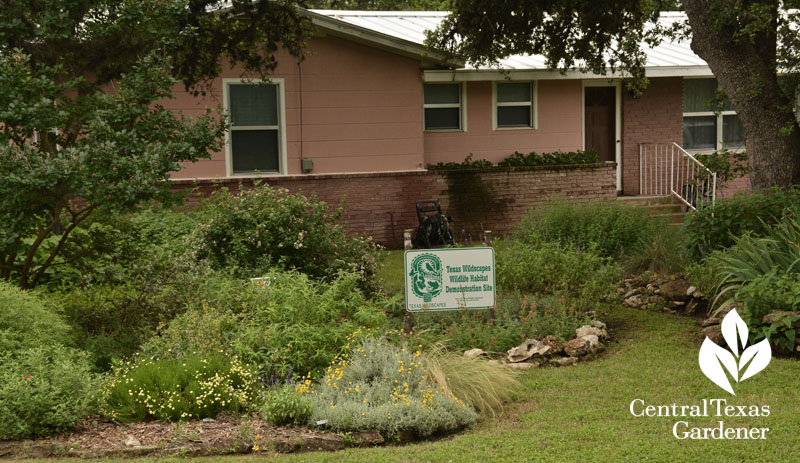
[172,163,617,247]
[622,77,684,195]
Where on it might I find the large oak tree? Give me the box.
[0,1,312,288]
[428,0,800,190]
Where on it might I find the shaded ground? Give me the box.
[17,303,800,462]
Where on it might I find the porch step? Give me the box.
[616,195,674,206]
[617,195,685,225]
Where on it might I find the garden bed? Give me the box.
[0,416,381,459]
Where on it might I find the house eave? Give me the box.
[304,10,463,69]
[423,65,714,82]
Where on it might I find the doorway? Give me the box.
[583,82,622,191]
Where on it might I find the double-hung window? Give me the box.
[494,82,535,129]
[226,80,284,174]
[683,78,744,151]
[423,83,464,131]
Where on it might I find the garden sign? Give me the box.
[404,247,496,312]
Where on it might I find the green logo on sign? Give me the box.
[409,253,443,302]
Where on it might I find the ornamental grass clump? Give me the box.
[305,336,477,438]
[102,353,256,422]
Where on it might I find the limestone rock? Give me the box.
[464,348,488,359]
[564,336,601,357]
[576,325,609,341]
[623,295,643,308]
[701,324,724,345]
[350,431,384,446]
[659,279,691,301]
[540,335,565,355]
[590,320,607,330]
[701,317,720,327]
[125,436,142,448]
[507,339,550,363]
[556,356,579,367]
[762,310,800,326]
[686,286,697,297]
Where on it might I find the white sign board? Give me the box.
[404,247,496,312]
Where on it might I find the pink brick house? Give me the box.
[170,10,747,245]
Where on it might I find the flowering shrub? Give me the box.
[102,353,256,422]
[304,336,477,437]
[0,345,97,439]
[194,185,379,294]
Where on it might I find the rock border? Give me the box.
[465,320,610,369]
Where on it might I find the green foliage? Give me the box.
[710,215,800,309]
[693,149,748,193]
[426,150,599,170]
[413,294,592,352]
[0,281,72,353]
[426,153,494,170]
[706,215,800,351]
[194,185,379,294]
[0,345,97,440]
[424,346,520,417]
[622,227,690,275]
[307,337,477,437]
[261,385,313,426]
[102,353,257,423]
[735,271,800,353]
[494,239,621,298]
[497,149,599,167]
[683,188,800,258]
[56,243,215,371]
[516,200,662,260]
[0,0,312,289]
[143,270,389,378]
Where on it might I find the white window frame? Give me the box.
[682,77,743,153]
[492,81,537,130]
[223,78,288,177]
[423,83,467,132]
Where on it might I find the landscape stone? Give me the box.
[686,286,697,296]
[463,348,488,359]
[575,325,608,341]
[505,362,539,370]
[124,436,141,448]
[540,335,565,355]
[556,357,579,367]
[701,324,724,344]
[564,337,593,357]
[659,279,692,301]
[507,339,550,363]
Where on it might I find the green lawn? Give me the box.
[376,249,405,296]
[29,304,800,463]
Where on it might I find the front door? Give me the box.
[584,86,616,163]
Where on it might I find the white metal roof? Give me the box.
[309,10,711,77]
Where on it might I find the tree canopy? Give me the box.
[428,0,800,190]
[0,0,312,288]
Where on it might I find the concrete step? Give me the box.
[647,203,684,215]
[616,195,674,206]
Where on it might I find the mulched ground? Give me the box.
[0,415,363,459]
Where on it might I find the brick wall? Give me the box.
[172,162,617,247]
[621,77,684,195]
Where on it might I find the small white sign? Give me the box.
[404,247,496,312]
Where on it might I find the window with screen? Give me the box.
[227,82,282,174]
[423,83,463,131]
[683,78,744,151]
[495,82,534,129]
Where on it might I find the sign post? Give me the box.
[404,247,496,313]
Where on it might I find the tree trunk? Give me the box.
[684,0,800,189]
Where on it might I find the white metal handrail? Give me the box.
[639,142,717,210]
